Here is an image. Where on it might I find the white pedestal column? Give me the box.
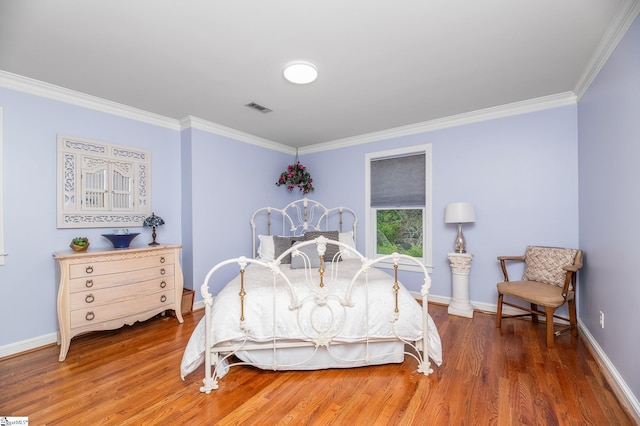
[447,252,474,318]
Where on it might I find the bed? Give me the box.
[180,198,442,393]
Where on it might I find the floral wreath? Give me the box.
[276,160,314,194]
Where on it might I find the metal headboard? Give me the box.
[250,198,358,258]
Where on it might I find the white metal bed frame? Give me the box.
[198,198,434,394]
[250,197,359,258]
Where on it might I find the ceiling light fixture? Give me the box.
[283,61,318,84]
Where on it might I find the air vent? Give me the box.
[245,102,272,113]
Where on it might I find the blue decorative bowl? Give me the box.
[101,233,140,249]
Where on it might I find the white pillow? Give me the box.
[339,231,357,259]
[257,235,275,261]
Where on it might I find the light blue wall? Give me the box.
[306,107,579,302]
[578,14,640,399]
[0,87,580,347]
[0,88,182,346]
[1,16,636,403]
[180,128,195,294]
[183,128,294,298]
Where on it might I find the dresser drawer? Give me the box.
[70,288,175,329]
[69,264,174,293]
[69,254,174,279]
[70,277,174,311]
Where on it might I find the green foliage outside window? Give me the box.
[376,209,423,257]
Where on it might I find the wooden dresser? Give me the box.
[53,244,184,361]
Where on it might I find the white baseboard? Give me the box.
[0,294,522,360]
[0,332,58,359]
[578,319,640,423]
[2,295,638,423]
[420,293,450,305]
[417,291,640,423]
[413,292,522,316]
[193,299,205,311]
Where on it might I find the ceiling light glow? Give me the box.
[283,62,318,84]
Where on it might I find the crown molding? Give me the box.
[180,116,293,154]
[2,0,637,153]
[574,0,640,100]
[300,92,578,154]
[0,68,576,154]
[0,70,181,130]
[8,47,633,157]
[0,70,295,153]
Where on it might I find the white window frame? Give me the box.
[57,135,151,228]
[0,107,4,265]
[365,144,432,273]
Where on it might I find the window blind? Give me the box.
[371,153,425,207]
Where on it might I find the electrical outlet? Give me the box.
[599,311,605,329]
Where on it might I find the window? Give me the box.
[0,107,4,265]
[57,135,151,228]
[365,145,432,271]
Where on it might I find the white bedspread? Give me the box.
[180,259,442,378]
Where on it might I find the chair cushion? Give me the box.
[497,281,574,307]
[522,246,578,287]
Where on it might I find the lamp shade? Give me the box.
[143,212,165,227]
[445,202,476,223]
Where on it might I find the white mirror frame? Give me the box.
[56,135,151,229]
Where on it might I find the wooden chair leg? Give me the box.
[531,303,539,323]
[544,306,555,347]
[496,294,504,328]
[568,299,578,337]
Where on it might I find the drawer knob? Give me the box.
[160,295,167,303]
[85,294,95,303]
[85,311,95,321]
[85,279,94,288]
[160,268,166,275]
[160,281,167,288]
[85,266,94,274]
[160,256,166,263]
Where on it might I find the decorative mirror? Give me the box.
[56,135,151,228]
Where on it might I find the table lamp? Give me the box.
[445,202,476,253]
[143,212,165,246]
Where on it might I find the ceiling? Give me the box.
[0,1,636,148]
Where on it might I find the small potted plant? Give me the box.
[70,237,90,252]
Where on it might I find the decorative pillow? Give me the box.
[304,231,340,261]
[274,236,298,264]
[523,246,578,287]
[257,235,275,261]
[290,242,322,269]
[339,231,357,259]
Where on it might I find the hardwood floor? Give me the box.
[0,304,635,425]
